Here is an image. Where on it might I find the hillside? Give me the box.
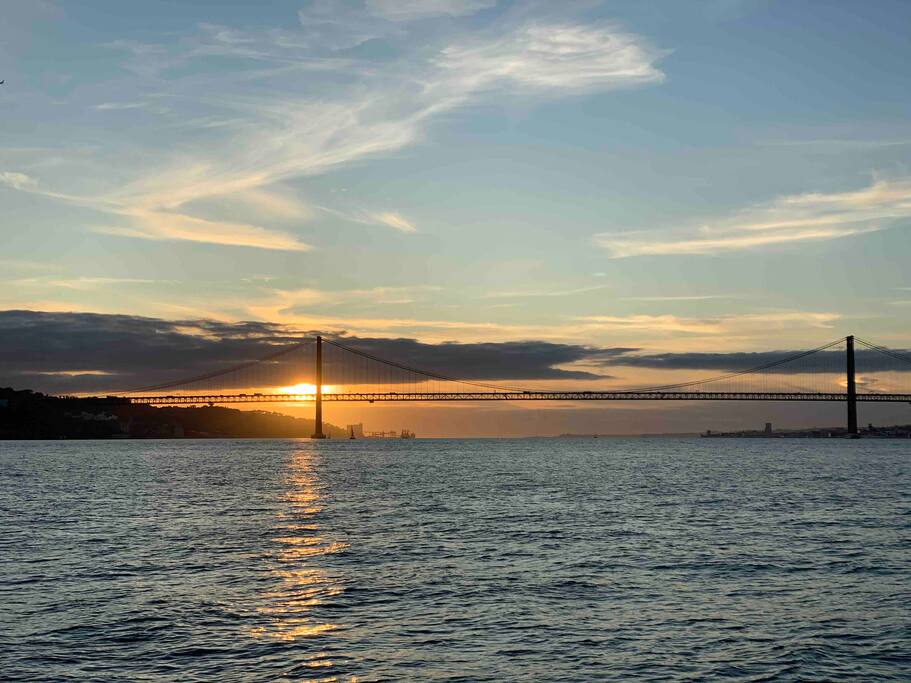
[0,388,346,439]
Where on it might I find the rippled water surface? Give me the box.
[1,438,909,681]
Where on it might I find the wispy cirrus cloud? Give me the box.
[483,285,608,299]
[93,101,151,111]
[576,311,841,344]
[11,276,165,290]
[237,188,314,220]
[370,211,417,233]
[367,0,497,21]
[314,204,419,233]
[595,176,911,258]
[94,209,312,252]
[621,294,734,302]
[5,166,311,252]
[252,284,444,319]
[0,171,37,191]
[439,23,667,94]
[235,296,843,348]
[2,9,667,252]
[762,137,911,150]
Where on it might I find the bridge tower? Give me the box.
[311,335,327,439]
[846,335,858,436]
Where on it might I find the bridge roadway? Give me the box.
[122,391,911,405]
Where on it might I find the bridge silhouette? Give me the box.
[91,335,911,438]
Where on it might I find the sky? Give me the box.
[2,0,910,435]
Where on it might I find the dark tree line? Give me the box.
[0,388,346,440]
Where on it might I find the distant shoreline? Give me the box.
[700,424,911,439]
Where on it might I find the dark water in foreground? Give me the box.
[1,439,909,681]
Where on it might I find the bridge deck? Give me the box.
[116,391,911,404]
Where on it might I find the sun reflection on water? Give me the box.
[250,447,352,678]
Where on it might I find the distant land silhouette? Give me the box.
[0,388,347,440]
[701,423,911,439]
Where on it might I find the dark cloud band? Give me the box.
[1,310,907,394]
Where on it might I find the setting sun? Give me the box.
[277,383,338,395]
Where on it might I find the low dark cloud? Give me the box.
[324,337,623,383]
[1,310,908,394]
[597,349,910,375]
[0,310,615,393]
[0,310,308,393]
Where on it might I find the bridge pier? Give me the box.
[311,335,327,439]
[846,335,858,437]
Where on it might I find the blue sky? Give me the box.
[2,1,910,432]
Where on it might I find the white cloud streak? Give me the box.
[94,210,312,252]
[367,0,497,21]
[439,23,667,94]
[595,176,911,257]
[621,295,733,302]
[0,171,37,191]
[12,276,165,289]
[577,311,840,335]
[228,307,842,348]
[94,101,149,111]
[371,212,417,233]
[248,284,444,320]
[483,285,608,299]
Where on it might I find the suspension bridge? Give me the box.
[82,335,911,438]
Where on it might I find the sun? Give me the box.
[277,383,337,395]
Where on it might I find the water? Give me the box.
[1,438,909,681]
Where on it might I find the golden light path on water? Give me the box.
[249,446,356,682]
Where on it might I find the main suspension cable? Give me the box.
[856,337,911,367]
